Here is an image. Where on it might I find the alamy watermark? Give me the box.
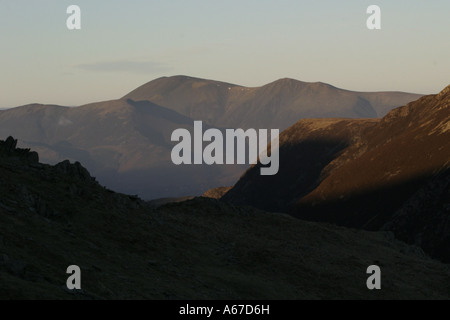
[367,265,382,290]
[66,5,381,31]
[367,5,381,30]
[66,5,81,30]
[66,265,81,290]
[171,121,280,176]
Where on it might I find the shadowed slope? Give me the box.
[222,85,450,261]
[1,140,450,299]
[223,119,378,212]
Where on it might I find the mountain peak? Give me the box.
[137,75,239,89]
[276,77,305,83]
[267,78,307,86]
[155,75,207,83]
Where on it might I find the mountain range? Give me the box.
[0,76,422,199]
[222,85,450,262]
[124,76,422,129]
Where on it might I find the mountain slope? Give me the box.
[124,76,422,130]
[1,138,450,299]
[223,85,450,261]
[0,100,246,199]
[222,118,379,212]
[292,86,450,226]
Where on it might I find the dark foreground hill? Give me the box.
[223,85,450,262]
[1,137,450,299]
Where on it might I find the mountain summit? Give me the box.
[124,76,422,130]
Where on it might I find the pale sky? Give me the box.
[1,0,449,108]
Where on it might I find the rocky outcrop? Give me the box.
[437,84,450,100]
[0,137,144,219]
[54,160,93,182]
[0,136,39,164]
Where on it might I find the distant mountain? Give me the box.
[0,76,423,199]
[0,100,247,199]
[124,76,423,130]
[222,85,450,262]
[1,138,450,299]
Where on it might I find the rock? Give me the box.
[0,136,17,154]
[26,151,39,164]
[0,136,39,164]
[4,136,17,152]
[437,85,450,100]
[55,160,93,182]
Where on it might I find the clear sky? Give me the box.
[1,0,449,108]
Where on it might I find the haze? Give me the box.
[1,0,449,108]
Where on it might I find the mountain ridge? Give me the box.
[123,76,423,129]
[222,85,450,261]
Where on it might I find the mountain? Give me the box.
[222,118,379,212]
[222,85,450,262]
[1,137,450,299]
[0,99,247,199]
[0,76,422,200]
[124,76,423,130]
